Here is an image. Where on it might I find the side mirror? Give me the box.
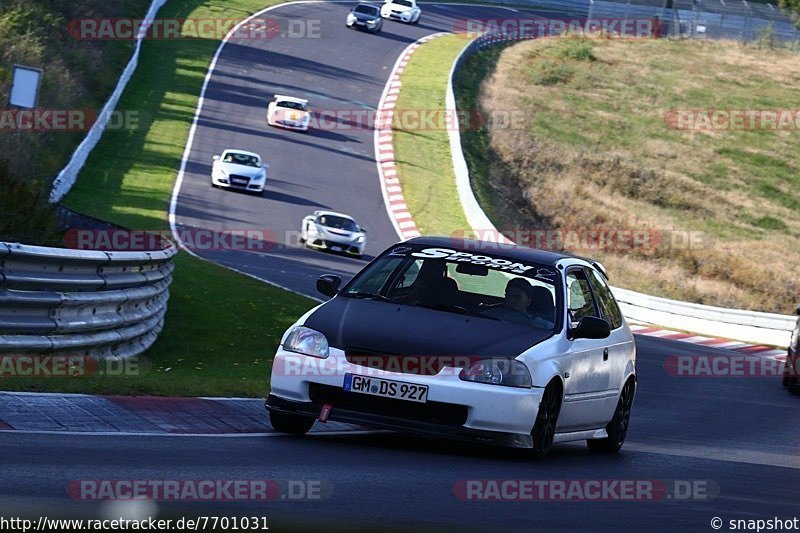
[316,274,342,298]
[212,155,220,161]
[795,304,800,316]
[360,227,368,234]
[263,163,270,169]
[570,316,611,340]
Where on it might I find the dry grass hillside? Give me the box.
[471,37,800,313]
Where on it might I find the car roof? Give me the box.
[314,210,357,221]
[403,236,597,268]
[273,95,308,104]
[221,149,260,159]
[354,3,381,8]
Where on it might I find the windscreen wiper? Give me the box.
[345,292,403,304]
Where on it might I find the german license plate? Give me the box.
[343,373,428,403]
[330,245,343,252]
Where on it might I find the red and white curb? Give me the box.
[629,324,787,362]
[374,32,449,241]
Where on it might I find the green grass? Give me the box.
[393,34,472,236]
[1,254,316,396]
[0,0,317,397]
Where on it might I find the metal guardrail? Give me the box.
[445,30,797,348]
[0,241,176,358]
[448,0,800,44]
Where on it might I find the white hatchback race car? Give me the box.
[266,237,637,457]
[300,210,366,257]
[380,0,421,24]
[266,95,310,131]
[210,149,267,194]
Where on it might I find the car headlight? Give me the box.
[347,13,356,23]
[459,359,532,388]
[367,19,377,25]
[354,235,365,243]
[283,326,329,359]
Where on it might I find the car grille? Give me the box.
[308,383,468,426]
[228,174,250,187]
[310,240,359,254]
[345,347,449,375]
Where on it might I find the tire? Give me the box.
[530,380,562,458]
[269,410,315,435]
[412,14,420,24]
[587,378,636,453]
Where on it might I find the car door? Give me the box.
[557,267,615,431]
[586,266,633,394]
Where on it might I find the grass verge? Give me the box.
[393,34,472,235]
[1,0,317,397]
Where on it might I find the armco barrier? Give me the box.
[0,240,176,358]
[445,31,796,348]
[49,0,168,203]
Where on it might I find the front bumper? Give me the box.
[268,347,541,447]
[386,10,412,22]
[266,394,532,448]
[306,235,364,255]
[272,118,309,131]
[212,173,264,192]
[348,19,380,30]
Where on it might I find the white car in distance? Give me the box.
[210,149,268,194]
[380,0,421,24]
[266,95,311,131]
[300,210,367,257]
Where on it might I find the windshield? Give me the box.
[318,215,359,232]
[354,4,378,15]
[277,100,307,111]
[394,0,413,6]
[222,152,260,167]
[343,245,561,330]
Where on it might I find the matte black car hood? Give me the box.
[303,297,553,357]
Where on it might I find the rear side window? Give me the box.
[586,268,623,330]
[566,269,598,325]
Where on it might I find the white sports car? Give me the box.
[380,0,421,24]
[266,95,310,131]
[210,149,268,193]
[300,210,366,257]
[266,237,637,457]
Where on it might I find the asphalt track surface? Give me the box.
[1,336,798,530]
[173,1,567,297]
[3,2,797,531]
